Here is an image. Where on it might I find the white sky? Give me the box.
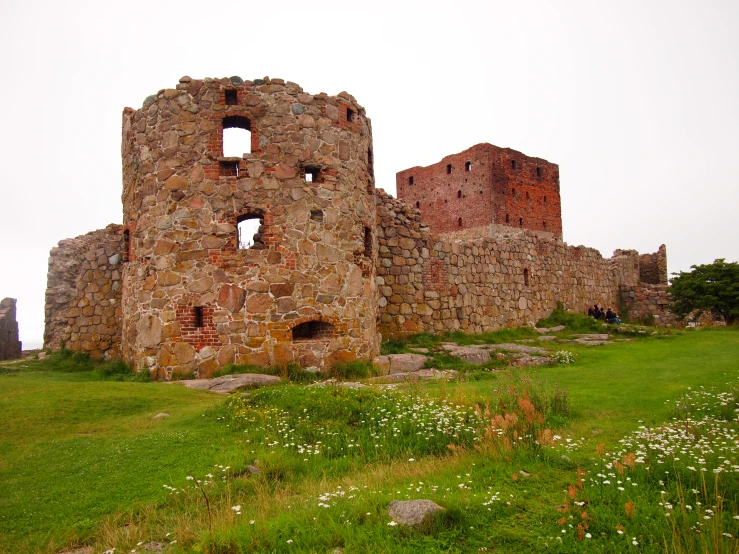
[1,0,737,346]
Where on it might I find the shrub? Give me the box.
[553,350,576,364]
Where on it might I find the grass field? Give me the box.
[0,326,737,553]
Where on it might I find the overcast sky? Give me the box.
[1,0,737,346]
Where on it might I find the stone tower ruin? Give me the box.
[118,76,379,378]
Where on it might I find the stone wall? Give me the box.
[396,143,563,237]
[120,76,379,378]
[375,189,645,336]
[43,225,123,359]
[0,298,21,360]
[618,284,677,326]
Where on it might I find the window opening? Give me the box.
[544,196,547,204]
[225,89,237,106]
[465,161,472,171]
[408,176,414,185]
[457,190,462,198]
[194,306,204,328]
[524,269,529,287]
[519,217,524,227]
[512,188,516,197]
[220,160,239,177]
[222,116,251,156]
[310,209,323,222]
[505,214,510,223]
[346,107,355,122]
[458,217,463,227]
[123,229,130,262]
[292,320,336,341]
[543,221,547,230]
[536,167,542,177]
[446,164,452,174]
[415,201,420,209]
[511,160,517,170]
[363,227,372,258]
[237,213,264,250]
[526,191,530,200]
[305,167,320,183]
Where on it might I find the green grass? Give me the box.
[0,327,737,553]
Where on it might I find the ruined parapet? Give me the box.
[43,225,124,358]
[638,244,668,285]
[396,143,563,238]
[120,76,378,378]
[0,298,21,360]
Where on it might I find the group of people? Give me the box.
[588,304,622,325]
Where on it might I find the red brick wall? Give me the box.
[396,143,563,238]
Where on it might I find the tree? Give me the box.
[669,259,739,325]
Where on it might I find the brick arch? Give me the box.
[286,314,345,335]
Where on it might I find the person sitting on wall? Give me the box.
[606,307,622,325]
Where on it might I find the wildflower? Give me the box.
[185,476,194,481]
[287,540,293,544]
[388,521,398,526]
[232,505,241,512]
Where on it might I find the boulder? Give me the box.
[387,499,445,527]
[181,373,280,393]
[438,344,491,365]
[388,353,427,372]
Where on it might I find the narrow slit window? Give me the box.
[123,229,130,262]
[447,164,452,174]
[512,188,516,197]
[457,190,462,198]
[543,221,547,230]
[194,306,204,328]
[225,89,237,106]
[511,160,517,170]
[458,217,463,227]
[415,201,420,209]
[465,161,472,171]
[346,107,355,122]
[408,176,414,185]
[222,115,251,156]
[526,191,530,200]
[364,227,372,258]
[524,269,529,287]
[544,196,547,205]
[237,213,265,250]
[536,167,542,177]
[505,214,510,223]
[305,167,320,183]
[519,217,524,227]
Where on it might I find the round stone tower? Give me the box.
[120,76,379,378]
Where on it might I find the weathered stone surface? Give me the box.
[572,334,609,340]
[218,284,246,313]
[151,413,170,420]
[0,298,21,361]
[387,499,446,526]
[181,373,281,393]
[438,344,491,365]
[387,353,427,372]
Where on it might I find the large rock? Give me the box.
[181,373,281,393]
[387,499,446,526]
[438,344,491,365]
[387,353,427,372]
[486,343,548,355]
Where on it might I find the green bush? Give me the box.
[536,306,605,333]
[96,359,150,382]
[327,360,378,380]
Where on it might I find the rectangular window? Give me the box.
[194,306,204,327]
[225,89,237,105]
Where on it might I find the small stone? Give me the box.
[253,78,265,85]
[291,103,304,115]
[143,94,157,107]
[152,413,170,420]
[230,76,244,85]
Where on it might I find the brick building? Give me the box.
[396,143,563,238]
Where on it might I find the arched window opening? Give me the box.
[465,161,472,171]
[524,269,529,287]
[123,229,130,262]
[446,164,452,174]
[415,201,420,209]
[505,214,510,224]
[292,320,337,341]
[458,217,463,227]
[519,217,524,227]
[222,116,251,157]
[457,190,462,198]
[237,213,264,250]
